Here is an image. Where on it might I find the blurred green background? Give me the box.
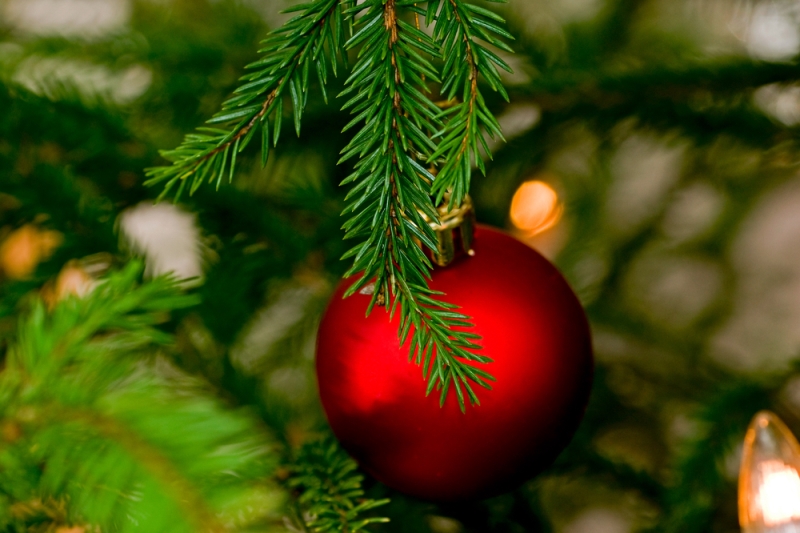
[4,0,800,531]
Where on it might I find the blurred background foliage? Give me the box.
[3,0,800,531]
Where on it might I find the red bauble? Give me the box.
[316,225,593,501]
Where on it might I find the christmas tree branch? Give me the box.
[144,0,350,199]
[288,436,389,532]
[427,0,512,207]
[338,0,493,411]
[1,263,286,533]
[140,0,513,409]
[35,403,230,533]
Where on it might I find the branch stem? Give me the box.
[449,0,479,166]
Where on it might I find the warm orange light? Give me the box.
[0,225,62,280]
[739,411,800,532]
[510,180,563,236]
[41,263,96,309]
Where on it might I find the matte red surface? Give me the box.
[316,226,593,501]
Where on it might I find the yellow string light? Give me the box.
[739,411,800,532]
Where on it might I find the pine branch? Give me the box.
[12,262,198,373]
[0,263,286,533]
[338,0,494,411]
[288,437,389,533]
[144,0,350,199]
[427,0,513,207]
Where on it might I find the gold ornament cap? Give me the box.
[420,195,476,267]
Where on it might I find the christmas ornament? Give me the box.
[316,198,593,501]
[739,411,800,532]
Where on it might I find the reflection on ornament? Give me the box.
[739,411,800,532]
[510,180,563,236]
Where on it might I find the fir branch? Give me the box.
[144,0,350,199]
[338,0,493,411]
[1,263,285,533]
[12,262,198,374]
[288,437,389,533]
[427,0,513,207]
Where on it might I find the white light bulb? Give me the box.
[739,411,800,533]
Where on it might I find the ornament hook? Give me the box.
[419,195,476,267]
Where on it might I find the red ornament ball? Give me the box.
[316,225,593,501]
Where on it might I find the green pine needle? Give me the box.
[144,0,349,198]
[338,0,495,412]
[288,436,389,533]
[427,0,513,208]
[144,0,513,410]
[1,262,286,533]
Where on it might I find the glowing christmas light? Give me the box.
[0,225,62,280]
[739,411,800,533]
[509,180,563,236]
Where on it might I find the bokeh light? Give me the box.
[756,460,800,526]
[510,180,564,236]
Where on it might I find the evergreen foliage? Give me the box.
[4,0,800,531]
[337,0,494,409]
[144,0,350,198]
[145,0,514,407]
[288,437,389,532]
[427,0,512,206]
[1,262,285,533]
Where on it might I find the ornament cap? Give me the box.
[420,195,476,267]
